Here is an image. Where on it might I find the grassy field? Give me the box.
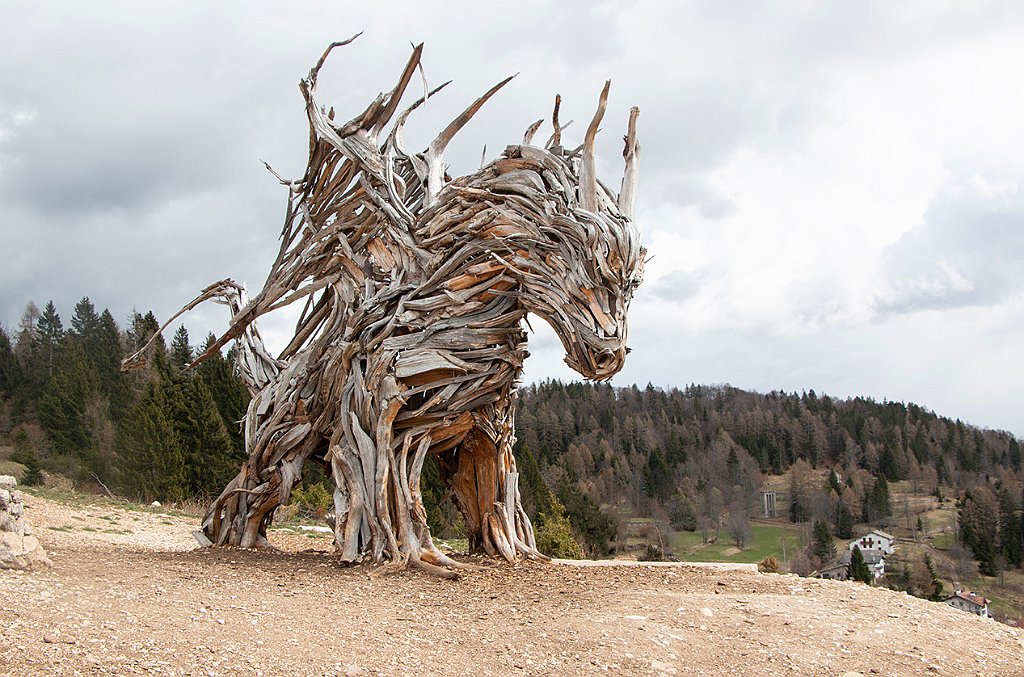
[21,483,208,518]
[669,522,805,564]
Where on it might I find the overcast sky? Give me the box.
[2,2,1022,436]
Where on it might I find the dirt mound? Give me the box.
[1,493,1021,675]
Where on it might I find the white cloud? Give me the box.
[2,1,1023,435]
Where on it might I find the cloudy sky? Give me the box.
[2,2,1022,435]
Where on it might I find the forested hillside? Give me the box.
[1,298,1021,584]
[510,381,1023,579]
[0,298,248,502]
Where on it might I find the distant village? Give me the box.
[812,528,992,619]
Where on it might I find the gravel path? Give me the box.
[1,493,1021,675]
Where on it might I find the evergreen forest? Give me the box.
[1,298,1022,591]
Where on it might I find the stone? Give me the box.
[0,480,32,544]
[650,660,678,674]
[0,531,52,570]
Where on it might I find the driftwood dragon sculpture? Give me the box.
[126,37,645,575]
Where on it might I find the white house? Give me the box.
[944,591,991,618]
[839,548,886,580]
[848,530,895,555]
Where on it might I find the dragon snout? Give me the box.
[590,345,629,380]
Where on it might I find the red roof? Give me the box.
[948,591,990,606]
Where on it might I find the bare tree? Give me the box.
[727,509,752,549]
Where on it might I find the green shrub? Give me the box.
[637,544,671,561]
[535,497,583,559]
[291,482,332,519]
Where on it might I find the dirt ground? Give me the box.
[2,494,1022,676]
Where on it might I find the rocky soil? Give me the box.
[1,492,1021,676]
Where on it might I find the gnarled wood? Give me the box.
[124,38,645,574]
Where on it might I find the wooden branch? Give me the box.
[580,80,611,212]
[310,32,363,82]
[522,118,544,145]
[425,74,516,206]
[619,106,640,220]
[551,94,562,148]
[370,43,424,138]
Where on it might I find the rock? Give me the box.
[0,478,47,569]
[0,532,52,570]
[651,659,678,674]
[151,501,162,508]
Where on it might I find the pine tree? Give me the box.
[20,453,43,486]
[848,545,872,583]
[834,500,854,539]
[170,325,193,373]
[68,299,125,409]
[667,492,697,531]
[127,311,160,353]
[811,519,836,563]
[924,553,944,601]
[789,493,808,523]
[958,488,999,576]
[176,375,241,497]
[641,447,673,501]
[516,443,553,520]
[726,447,740,484]
[69,297,101,342]
[866,475,892,522]
[194,335,250,455]
[997,488,1022,568]
[95,309,130,419]
[827,469,842,494]
[36,301,64,380]
[0,326,21,400]
[115,363,188,503]
[37,341,97,462]
[557,474,616,556]
[878,443,901,481]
